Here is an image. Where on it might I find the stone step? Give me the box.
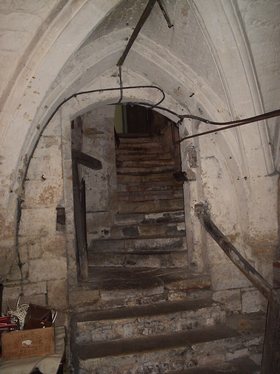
[117,181,182,192]
[117,172,178,184]
[86,267,210,291]
[88,221,186,240]
[117,165,176,175]
[88,250,188,268]
[88,236,187,253]
[117,142,163,152]
[117,189,183,202]
[76,313,264,373]
[116,159,175,168]
[114,211,185,225]
[167,356,260,373]
[118,198,184,214]
[116,153,173,161]
[118,136,158,143]
[75,298,225,344]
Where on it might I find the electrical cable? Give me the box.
[22,84,280,184]
[22,85,165,184]
[124,101,280,142]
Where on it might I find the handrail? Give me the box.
[194,202,280,374]
[195,202,273,300]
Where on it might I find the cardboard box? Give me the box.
[1,327,55,360]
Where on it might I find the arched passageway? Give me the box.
[71,104,190,289]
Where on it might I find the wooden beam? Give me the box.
[117,0,157,67]
[261,293,280,373]
[72,149,102,170]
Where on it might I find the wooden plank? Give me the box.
[72,160,88,280]
[72,149,102,170]
[261,292,280,373]
[2,327,54,359]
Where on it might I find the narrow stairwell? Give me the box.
[88,135,187,272]
[71,135,265,373]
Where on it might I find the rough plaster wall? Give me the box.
[3,115,68,320]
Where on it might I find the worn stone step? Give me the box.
[88,236,187,253]
[167,356,260,373]
[117,159,175,168]
[117,189,184,202]
[75,298,225,344]
[77,314,264,373]
[118,136,158,143]
[86,211,185,239]
[88,221,186,239]
[118,198,184,214]
[117,181,182,192]
[88,250,188,268]
[116,149,167,158]
[114,211,185,225]
[84,267,212,307]
[117,172,179,184]
[116,153,173,161]
[118,142,163,152]
[117,165,176,175]
[86,267,209,290]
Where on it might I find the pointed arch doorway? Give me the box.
[70,103,189,288]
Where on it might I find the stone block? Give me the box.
[6,244,29,281]
[33,135,61,158]
[69,288,100,308]
[28,240,42,259]
[2,283,47,310]
[26,154,62,181]
[0,242,16,282]
[23,179,63,208]
[47,279,68,310]
[6,262,28,282]
[54,311,67,326]
[42,234,66,257]
[210,262,251,290]
[20,208,57,237]
[21,293,47,306]
[29,257,67,282]
[213,289,241,312]
[24,282,47,296]
[43,117,61,137]
[226,348,248,361]
[241,288,267,313]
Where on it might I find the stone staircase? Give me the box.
[71,135,265,373]
[87,135,187,270]
[71,294,264,373]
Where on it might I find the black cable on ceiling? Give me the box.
[22,85,165,184]
[24,84,280,185]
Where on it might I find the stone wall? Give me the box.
[3,114,68,322]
